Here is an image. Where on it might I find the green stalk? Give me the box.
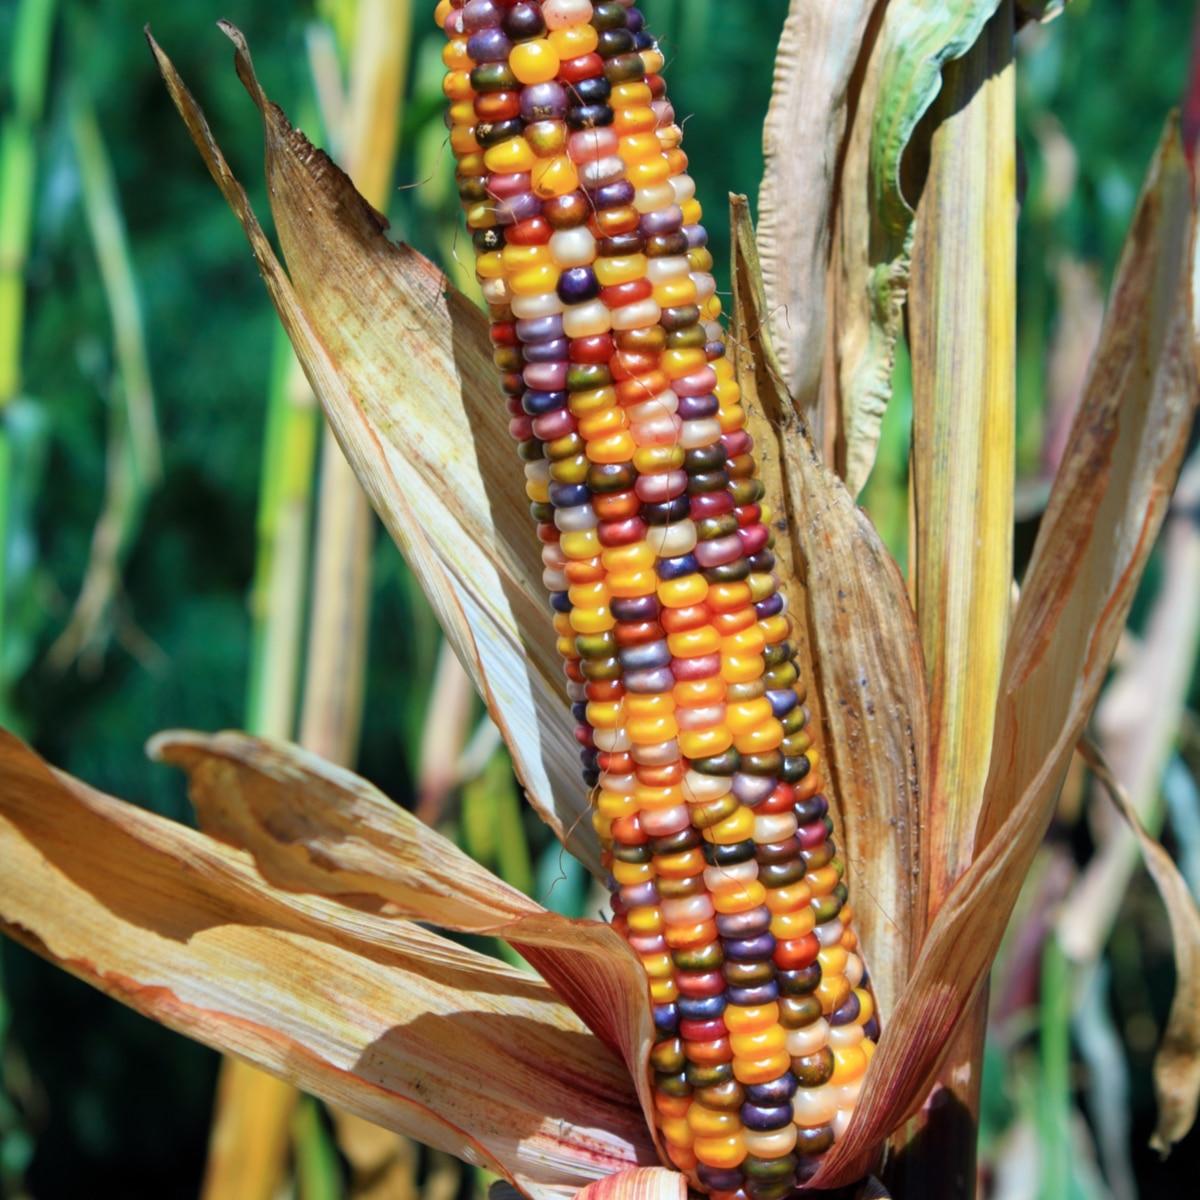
[1039,937,1073,1200]
[245,308,321,740]
[49,76,162,668]
[0,0,56,687]
[299,0,410,763]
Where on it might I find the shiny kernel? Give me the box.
[627,906,662,935]
[687,1105,740,1136]
[531,155,580,198]
[678,726,733,760]
[711,880,766,914]
[610,860,653,885]
[693,1134,747,1170]
[509,39,561,84]
[549,24,598,57]
[723,1003,779,1034]
[595,255,648,286]
[483,137,535,173]
[732,1052,792,1086]
[705,805,755,845]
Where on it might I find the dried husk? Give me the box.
[148,24,600,876]
[730,199,927,1033]
[0,730,654,1200]
[149,727,661,1163]
[908,5,1016,921]
[573,1168,686,1200]
[1079,743,1200,1154]
[756,0,883,413]
[810,117,1199,1187]
[821,0,1004,491]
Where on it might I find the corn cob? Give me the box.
[435,3,879,1194]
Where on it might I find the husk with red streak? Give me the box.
[150,728,661,1162]
[0,730,654,1200]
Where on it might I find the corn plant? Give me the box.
[0,4,1197,1199]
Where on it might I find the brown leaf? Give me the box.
[730,201,927,1032]
[147,24,600,876]
[757,0,883,411]
[1058,487,1200,963]
[1080,742,1200,1154]
[149,730,662,1164]
[0,730,654,1199]
[811,115,1199,1188]
[977,117,1198,851]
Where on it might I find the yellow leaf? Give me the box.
[146,23,600,877]
[0,729,654,1200]
[908,6,1016,921]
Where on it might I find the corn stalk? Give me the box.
[0,0,56,703]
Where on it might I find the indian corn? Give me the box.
[435,2,879,1194]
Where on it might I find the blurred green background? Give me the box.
[0,0,1198,1196]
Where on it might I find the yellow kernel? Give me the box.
[723,1004,779,1034]
[531,154,579,198]
[659,574,708,607]
[625,693,674,717]
[594,254,648,286]
[829,1045,869,1086]
[706,805,756,845]
[687,1106,739,1136]
[725,698,772,736]
[602,542,654,571]
[510,39,561,84]
[711,880,765,914]
[610,859,653,885]
[660,1116,693,1149]
[611,82,653,105]
[732,1052,791,1086]
[733,719,784,755]
[677,727,733,760]
[693,1134,747,1170]
[586,431,636,463]
[549,23,598,56]
[650,978,678,1003]
[442,38,472,70]
[483,137,535,173]
[508,264,560,297]
[626,906,662,935]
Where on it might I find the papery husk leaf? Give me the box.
[827,0,1002,492]
[1079,741,1200,1154]
[149,728,661,1165]
[0,730,653,1200]
[573,1167,685,1200]
[730,199,927,1034]
[757,0,882,411]
[147,25,599,877]
[908,6,1016,922]
[1058,480,1200,963]
[811,117,1199,1188]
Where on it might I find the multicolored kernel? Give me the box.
[436,1,878,1193]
